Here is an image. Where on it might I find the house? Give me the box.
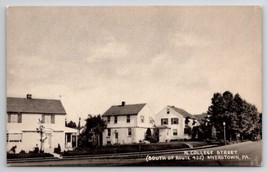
[155,106,200,142]
[102,101,154,145]
[6,94,78,153]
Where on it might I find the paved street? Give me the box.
[7,141,262,166]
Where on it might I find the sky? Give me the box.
[7,6,262,125]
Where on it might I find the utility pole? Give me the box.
[223,122,226,145]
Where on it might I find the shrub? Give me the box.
[19,150,26,154]
[62,143,191,156]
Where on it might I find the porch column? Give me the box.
[65,133,67,149]
[76,134,78,147]
[70,133,73,147]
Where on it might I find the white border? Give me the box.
[0,0,265,172]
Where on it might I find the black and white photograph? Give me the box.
[6,6,262,166]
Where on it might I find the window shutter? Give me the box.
[51,115,55,124]
[42,114,45,123]
[18,114,22,123]
[161,119,163,125]
[7,114,11,123]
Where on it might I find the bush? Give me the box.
[62,143,190,156]
[19,150,26,154]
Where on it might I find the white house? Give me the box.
[102,102,154,145]
[6,94,78,153]
[155,106,200,142]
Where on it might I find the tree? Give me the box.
[191,126,202,140]
[79,114,106,148]
[211,125,217,140]
[36,121,47,153]
[66,120,77,128]
[145,128,152,141]
[185,117,190,125]
[207,91,261,141]
[151,127,160,143]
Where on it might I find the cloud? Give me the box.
[172,32,210,47]
[86,39,129,63]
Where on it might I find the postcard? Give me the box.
[6,6,262,166]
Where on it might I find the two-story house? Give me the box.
[102,102,154,145]
[6,94,78,153]
[155,105,200,142]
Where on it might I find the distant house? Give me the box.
[102,102,154,145]
[155,106,200,142]
[6,94,78,153]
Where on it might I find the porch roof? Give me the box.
[155,125,171,129]
[65,127,78,133]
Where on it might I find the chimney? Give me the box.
[122,101,125,106]
[26,94,32,99]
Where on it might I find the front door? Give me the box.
[44,133,52,152]
[115,132,119,143]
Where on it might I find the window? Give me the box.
[173,129,178,136]
[127,115,130,123]
[114,116,118,123]
[42,114,55,124]
[107,141,111,145]
[171,118,179,125]
[115,132,118,139]
[107,116,110,123]
[128,128,132,136]
[149,117,154,124]
[140,116,144,123]
[107,128,111,137]
[66,133,71,142]
[7,133,22,142]
[7,113,22,123]
[161,118,168,125]
[167,109,170,114]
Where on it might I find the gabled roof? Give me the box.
[169,106,196,119]
[7,97,66,115]
[102,103,146,116]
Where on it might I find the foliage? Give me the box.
[62,142,191,156]
[36,122,47,153]
[66,120,77,128]
[144,127,160,143]
[79,114,106,148]
[207,91,261,141]
[145,128,152,141]
[211,125,217,140]
[184,126,192,136]
[151,127,160,143]
[185,117,190,125]
[191,126,201,140]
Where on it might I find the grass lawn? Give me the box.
[62,141,210,156]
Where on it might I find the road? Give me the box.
[7,141,262,166]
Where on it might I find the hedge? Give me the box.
[62,142,191,156]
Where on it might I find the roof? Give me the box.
[102,103,146,116]
[194,113,208,125]
[169,106,196,119]
[65,127,79,133]
[156,125,171,129]
[7,97,66,115]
